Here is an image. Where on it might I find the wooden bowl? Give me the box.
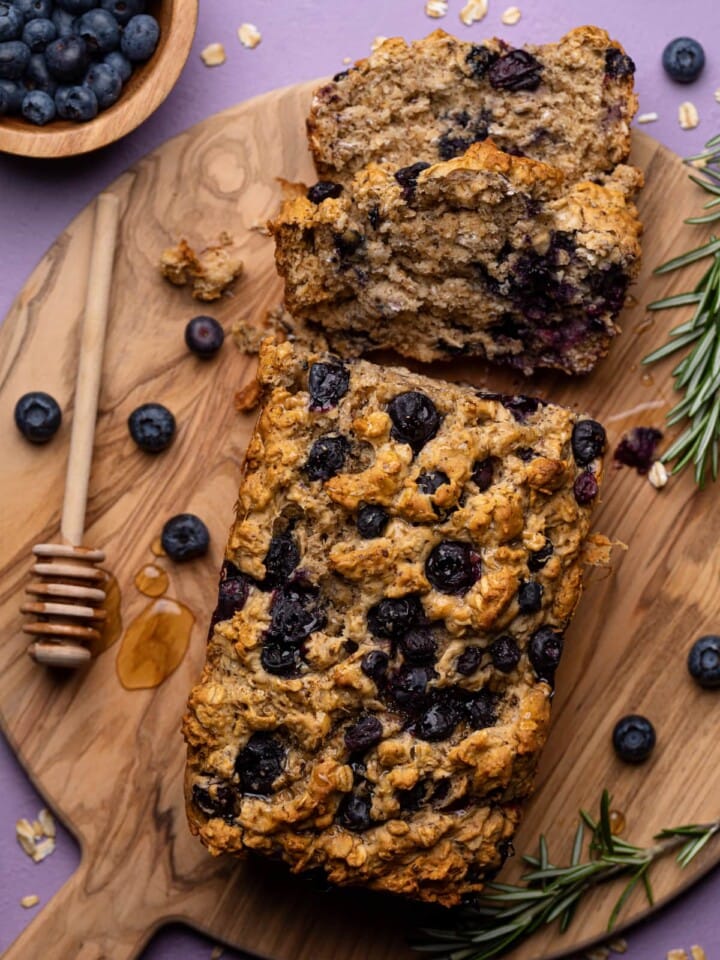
[0,0,198,159]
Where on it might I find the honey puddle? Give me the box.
[150,536,166,558]
[88,573,123,658]
[134,563,169,598]
[116,597,195,690]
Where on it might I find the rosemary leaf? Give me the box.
[653,236,720,274]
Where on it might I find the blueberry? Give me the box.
[425,540,480,595]
[488,49,543,91]
[0,39,29,78]
[307,181,343,204]
[332,69,350,82]
[605,47,635,79]
[456,645,483,676]
[416,470,449,495]
[261,531,300,589]
[345,715,383,752]
[0,3,23,41]
[394,161,430,201]
[0,81,8,111]
[571,419,606,466]
[471,457,494,491]
[388,664,433,711]
[12,0,51,21]
[515,447,535,462]
[662,37,704,84]
[490,635,521,673]
[103,48,131,82]
[398,628,437,664]
[161,513,210,562]
[25,53,55,91]
[416,693,462,742]
[529,626,564,682]
[388,391,441,454]
[304,434,349,481]
[55,0,95,12]
[100,0,146,26]
[46,36,88,82]
[235,732,285,794]
[14,391,61,443]
[573,471,599,506]
[337,794,372,831]
[502,395,540,422]
[267,585,323,644]
[518,580,543,614]
[361,649,389,684]
[614,427,663,475]
[308,361,349,410]
[612,715,656,764]
[528,538,553,572]
[21,87,54,122]
[0,76,24,111]
[357,504,389,538]
[687,635,720,689]
[261,642,300,677]
[466,689,498,729]
[367,595,423,639]
[51,8,76,38]
[56,83,97,122]
[84,60,121,108]
[192,781,235,820]
[333,228,363,258]
[75,8,119,56]
[465,44,497,80]
[184,315,224,358]
[127,402,175,453]
[21,16,54,51]
[120,13,158,61]
[211,560,250,625]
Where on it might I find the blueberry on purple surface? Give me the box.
[235,732,285,794]
[388,664,433,711]
[21,85,53,121]
[574,470,599,506]
[84,60,121,108]
[416,693,462,742]
[388,390,440,454]
[120,12,158,61]
[21,15,54,50]
[184,315,224,358]
[416,470,449,495]
[0,39,29,78]
[456,645,483,676]
[614,427,663,475]
[100,0,146,26]
[337,794,372,831]
[529,626,564,682]
[490,635,521,673]
[160,513,210,562]
[45,35,87,82]
[127,402,175,453]
[605,46,635,79]
[471,457,494,491]
[367,595,424,639]
[394,161,430,201]
[466,689,498,729]
[307,181,343,204]
[304,433,349,481]
[308,361,349,410]
[212,560,250,624]
[0,3,22,42]
[14,390,61,443]
[345,715,383,752]
[465,43,497,79]
[192,781,235,820]
[488,49,543,91]
[361,649,389,685]
[425,540,480,595]
[612,715,655,764]
[356,503,389,539]
[103,48,131,82]
[518,579,543,614]
[571,419,606,466]
[398,627,437,664]
[528,538,553,572]
[13,0,51,21]
[662,37,704,84]
[687,635,720,689]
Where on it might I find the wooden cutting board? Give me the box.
[1,79,719,960]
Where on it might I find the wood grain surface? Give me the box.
[1,79,718,960]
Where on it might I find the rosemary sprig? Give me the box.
[643,132,720,486]
[413,791,720,960]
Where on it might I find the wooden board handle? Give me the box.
[61,192,120,548]
[3,861,149,960]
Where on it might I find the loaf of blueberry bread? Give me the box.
[183,338,607,905]
[307,26,638,185]
[270,140,643,374]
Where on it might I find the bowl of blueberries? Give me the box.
[0,0,198,157]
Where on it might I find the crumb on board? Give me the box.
[501,6,522,25]
[425,0,448,18]
[249,219,272,237]
[581,532,626,568]
[679,101,699,130]
[160,233,243,302]
[371,36,388,52]
[460,0,488,25]
[648,460,668,489]
[637,112,658,124]
[201,43,226,67]
[234,379,262,413]
[238,23,262,49]
[20,895,39,909]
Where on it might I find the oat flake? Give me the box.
[371,36,388,52]
[20,895,39,909]
[501,6,522,25]
[38,808,56,839]
[210,947,224,960]
[201,43,226,67]
[342,56,352,64]
[715,88,720,104]
[679,101,699,130]
[425,0,448,17]
[32,837,56,863]
[608,939,628,955]
[690,948,707,960]
[238,23,262,50]
[648,460,668,489]
[460,0,488,24]
[584,949,610,960]
[637,112,658,124]
[667,951,689,960]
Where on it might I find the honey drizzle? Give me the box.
[116,597,195,690]
[134,563,169,598]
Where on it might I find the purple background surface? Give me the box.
[2,1,720,958]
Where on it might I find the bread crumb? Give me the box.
[501,6,521,25]
[637,112,658,124]
[648,460,668,489]
[210,947,224,960]
[201,43,226,67]
[608,939,628,954]
[234,380,262,413]
[690,948,707,960]
[425,0,448,17]
[160,234,243,302]
[20,895,39,909]
[371,36,388,52]
[249,219,271,237]
[238,23,261,49]
[460,0,488,25]
[679,101,699,130]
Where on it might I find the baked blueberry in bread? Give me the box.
[183,338,606,905]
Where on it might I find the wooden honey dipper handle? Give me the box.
[62,192,120,547]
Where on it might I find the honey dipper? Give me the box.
[22,192,120,669]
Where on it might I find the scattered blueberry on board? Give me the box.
[662,37,705,84]
[612,715,656,764]
[687,635,720,688]
[161,513,210,562]
[127,402,176,453]
[14,390,62,443]
[0,0,158,125]
[185,315,224,359]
